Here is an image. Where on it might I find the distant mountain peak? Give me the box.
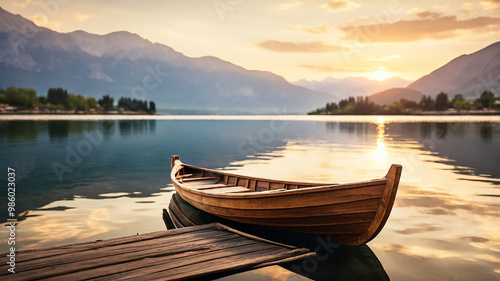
[407,41,500,97]
[0,6,40,34]
[369,88,423,105]
[0,7,331,113]
[68,30,153,57]
[293,75,410,101]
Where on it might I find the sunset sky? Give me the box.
[1,0,499,82]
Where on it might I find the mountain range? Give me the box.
[293,76,410,101]
[0,7,330,114]
[407,41,500,98]
[1,6,499,112]
[368,88,423,105]
[295,42,500,104]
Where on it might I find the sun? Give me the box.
[372,70,389,81]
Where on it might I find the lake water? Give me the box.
[1,115,500,280]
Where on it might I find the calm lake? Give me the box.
[1,115,500,280]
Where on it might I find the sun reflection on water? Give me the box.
[1,118,499,281]
[376,117,386,164]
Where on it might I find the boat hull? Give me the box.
[170,155,401,246]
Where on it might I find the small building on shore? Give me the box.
[0,103,17,112]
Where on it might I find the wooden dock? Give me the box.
[1,223,314,280]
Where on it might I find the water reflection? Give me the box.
[118,120,156,136]
[47,121,102,144]
[118,120,132,135]
[0,121,39,144]
[435,122,447,139]
[479,123,493,143]
[0,117,499,281]
[48,121,70,142]
[376,118,386,164]
[420,122,432,138]
[388,122,500,179]
[167,193,390,281]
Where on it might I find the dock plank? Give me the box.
[13,223,217,263]
[1,223,314,281]
[17,232,239,275]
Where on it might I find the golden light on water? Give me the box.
[1,117,499,281]
[376,117,386,164]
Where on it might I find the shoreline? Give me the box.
[0,111,159,115]
[310,109,500,116]
[1,114,500,123]
[2,109,500,117]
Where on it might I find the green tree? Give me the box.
[98,95,114,111]
[0,87,37,108]
[451,94,469,110]
[47,88,69,107]
[435,92,449,111]
[419,95,435,111]
[477,91,496,109]
[68,94,88,111]
[149,101,156,112]
[38,96,47,105]
[86,97,98,109]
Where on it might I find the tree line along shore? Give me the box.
[0,87,156,114]
[309,91,500,115]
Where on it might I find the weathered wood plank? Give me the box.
[181,177,220,182]
[201,186,250,194]
[131,248,311,281]
[46,240,267,281]
[8,224,217,264]
[9,233,241,279]
[194,184,229,190]
[188,197,383,219]
[1,223,312,281]
[90,243,283,281]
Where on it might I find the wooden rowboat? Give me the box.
[170,155,402,246]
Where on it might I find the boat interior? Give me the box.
[174,164,323,194]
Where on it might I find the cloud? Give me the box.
[7,0,31,8]
[323,0,359,11]
[290,25,329,34]
[58,10,95,23]
[461,2,475,13]
[396,189,500,218]
[257,40,346,53]
[364,55,402,62]
[409,9,444,19]
[30,14,62,30]
[482,0,500,10]
[280,1,303,10]
[297,64,339,72]
[73,13,95,23]
[393,224,443,235]
[340,12,500,42]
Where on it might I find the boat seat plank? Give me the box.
[195,184,231,190]
[0,223,313,281]
[182,179,223,187]
[181,176,220,182]
[201,186,251,194]
[227,189,253,193]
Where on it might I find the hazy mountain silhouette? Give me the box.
[0,7,331,114]
[293,76,410,101]
[407,41,500,98]
[297,42,500,105]
[369,88,423,105]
